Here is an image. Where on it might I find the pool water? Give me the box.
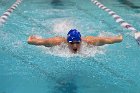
[0,0,140,93]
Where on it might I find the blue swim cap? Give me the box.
[67,29,81,42]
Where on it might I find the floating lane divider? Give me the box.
[0,0,22,25]
[91,0,140,45]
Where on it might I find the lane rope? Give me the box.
[91,0,140,45]
[0,0,22,25]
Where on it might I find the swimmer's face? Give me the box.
[68,41,81,53]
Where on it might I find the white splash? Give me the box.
[52,19,74,36]
[39,42,106,58]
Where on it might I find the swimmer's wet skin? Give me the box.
[27,29,123,53]
[82,35,123,46]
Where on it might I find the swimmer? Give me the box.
[27,29,123,53]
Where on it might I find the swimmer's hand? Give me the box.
[27,36,42,44]
[118,35,123,41]
[135,32,140,45]
[27,36,36,44]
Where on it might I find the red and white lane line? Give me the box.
[0,0,22,25]
[91,0,140,45]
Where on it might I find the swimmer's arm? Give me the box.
[27,36,66,47]
[82,35,123,46]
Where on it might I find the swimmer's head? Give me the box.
[67,29,81,43]
[67,29,81,53]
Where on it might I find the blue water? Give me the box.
[0,0,140,93]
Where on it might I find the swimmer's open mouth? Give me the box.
[73,49,77,52]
